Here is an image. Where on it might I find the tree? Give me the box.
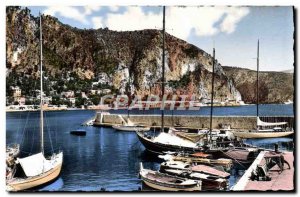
[89,95,101,105]
[75,97,86,108]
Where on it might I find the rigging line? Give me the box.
[15,110,22,144]
[29,114,38,154]
[54,111,58,147]
[44,111,54,154]
[19,111,30,149]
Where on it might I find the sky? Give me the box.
[27,6,294,72]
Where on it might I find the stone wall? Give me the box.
[99,114,294,129]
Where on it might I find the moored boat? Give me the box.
[6,152,63,191]
[136,130,258,164]
[231,117,294,139]
[113,125,150,132]
[231,130,294,139]
[6,14,63,191]
[163,169,228,191]
[231,118,294,138]
[139,163,202,191]
[70,130,86,136]
[232,41,294,139]
[160,160,230,178]
[159,153,233,171]
[112,115,150,132]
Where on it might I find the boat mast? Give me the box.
[209,48,215,144]
[39,13,44,155]
[161,6,165,132]
[256,40,259,119]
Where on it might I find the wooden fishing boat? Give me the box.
[6,14,63,191]
[191,165,230,178]
[190,152,212,158]
[163,169,228,191]
[159,154,233,171]
[139,163,201,191]
[160,161,230,178]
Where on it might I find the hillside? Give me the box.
[6,7,293,105]
[223,66,294,103]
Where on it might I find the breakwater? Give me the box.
[96,114,294,130]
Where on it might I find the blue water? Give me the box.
[111,104,294,116]
[6,105,294,191]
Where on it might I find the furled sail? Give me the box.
[257,117,287,126]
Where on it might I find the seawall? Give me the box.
[96,114,294,130]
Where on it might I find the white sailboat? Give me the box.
[231,40,294,139]
[6,13,63,191]
[112,115,150,132]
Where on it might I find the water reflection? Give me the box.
[6,110,295,191]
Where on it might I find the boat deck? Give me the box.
[232,151,294,191]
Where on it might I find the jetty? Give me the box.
[232,151,294,191]
[92,112,294,130]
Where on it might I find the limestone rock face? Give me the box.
[223,66,294,104]
[7,6,292,104]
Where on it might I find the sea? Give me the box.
[6,104,294,191]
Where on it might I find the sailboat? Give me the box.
[135,8,257,165]
[112,115,150,131]
[231,40,294,139]
[6,13,63,191]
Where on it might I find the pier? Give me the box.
[93,113,294,130]
[232,151,294,191]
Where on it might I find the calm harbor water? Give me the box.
[6,104,294,191]
[112,104,294,116]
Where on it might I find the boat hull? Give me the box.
[232,131,294,139]
[136,131,205,154]
[164,156,232,171]
[136,131,257,165]
[162,169,228,191]
[141,177,201,191]
[7,163,62,191]
[113,125,150,132]
[70,131,86,136]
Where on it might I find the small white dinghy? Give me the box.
[112,115,150,132]
[139,163,201,191]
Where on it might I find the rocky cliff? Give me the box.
[223,66,294,104]
[6,7,293,104]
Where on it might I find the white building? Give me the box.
[68,98,76,106]
[12,86,21,98]
[61,91,74,98]
[90,89,102,95]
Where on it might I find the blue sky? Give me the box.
[28,6,294,71]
